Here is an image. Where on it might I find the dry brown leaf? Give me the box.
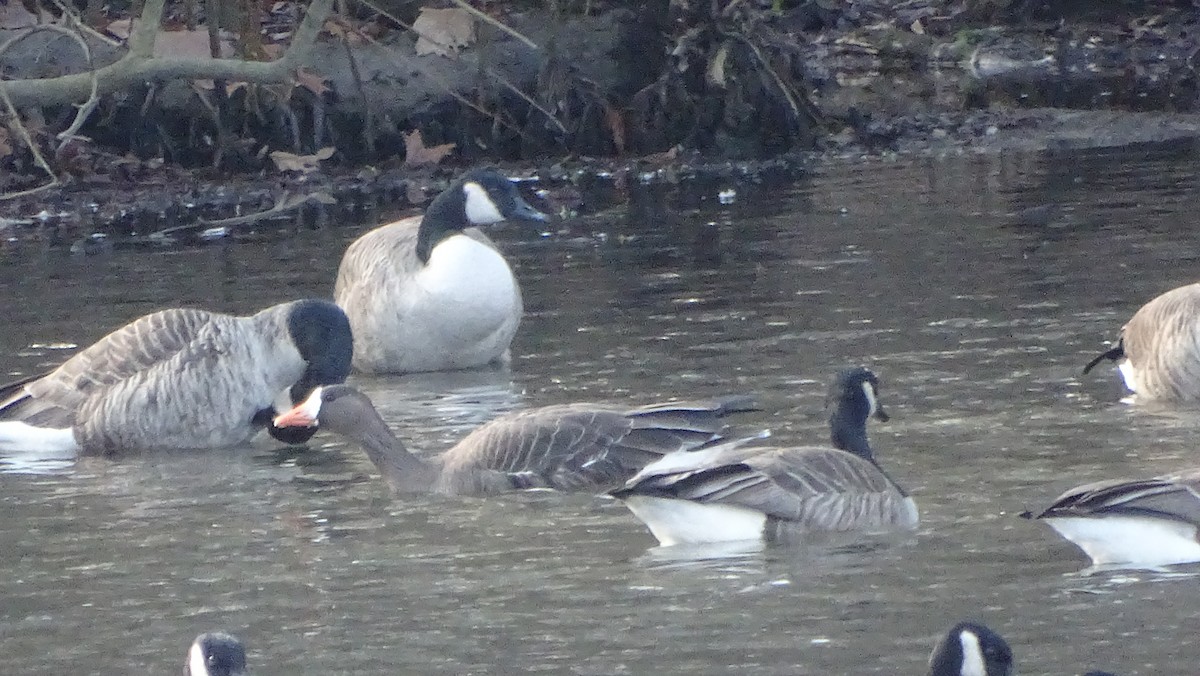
[403,130,455,167]
[0,127,12,159]
[602,103,625,155]
[323,17,365,46]
[413,7,475,57]
[270,147,336,173]
[294,68,330,96]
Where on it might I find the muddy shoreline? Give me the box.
[4,1,1200,242]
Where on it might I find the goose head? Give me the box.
[928,621,1013,676]
[273,384,374,435]
[417,168,548,262]
[187,632,246,676]
[262,300,353,445]
[826,366,888,460]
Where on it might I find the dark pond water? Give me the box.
[4,144,1200,674]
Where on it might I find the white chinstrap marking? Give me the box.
[957,629,986,676]
[861,381,879,418]
[462,182,505,224]
[188,641,209,676]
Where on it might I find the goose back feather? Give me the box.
[1083,281,1200,402]
[611,367,917,546]
[1023,469,1200,566]
[0,300,351,455]
[273,385,756,496]
[334,168,547,374]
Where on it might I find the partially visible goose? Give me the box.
[0,299,352,455]
[610,366,917,546]
[187,632,247,676]
[273,384,756,495]
[334,168,548,374]
[1083,281,1200,402]
[928,621,1013,676]
[1022,469,1200,567]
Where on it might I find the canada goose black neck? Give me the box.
[928,621,1013,676]
[415,168,547,263]
[285,300,353,403]
[828,366,887,463]
[188,632,246,676]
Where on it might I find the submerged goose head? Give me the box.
[928,621,1013,676]
[187,632,246,676]
[827,366,889,460]
[416,168,548,262]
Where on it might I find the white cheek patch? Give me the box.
[188,641,209,676]
[861,381,879,418]
[297,387,324,419]
[463,181,505,224]
[958,629,987,676]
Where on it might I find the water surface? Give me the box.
[4,145,1200,674]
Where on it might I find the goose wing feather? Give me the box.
[1035,470,1200,522]
[439,398,753,492]
[620,446,911,531]
[0,308,220,427]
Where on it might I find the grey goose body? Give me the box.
[1022,469,1200,567]
[611,367,917,546]
[187,632,247,676]
[334,168,547,374]
[1083,281,1200,402]
[0,300,351,455]
[273,384,756,496]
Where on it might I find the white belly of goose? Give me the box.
[1117,360,1140,394]
[0,421,80,454]
[407,235,520,369]
[621,496,767,546]
[1043,515,1200,567]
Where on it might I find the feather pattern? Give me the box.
[272,385,756,496]
[612,367,918,546]
[0,300,351,455]
[1084,281,1200,401]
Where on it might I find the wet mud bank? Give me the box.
[4,1,1200,244]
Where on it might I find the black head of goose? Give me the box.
[1082,281,1200,402]
[273,384,756,496]
[333,168,548,375]
[0,299,351,455]
[1021,468,1200,568]
[187,632,247,676]
[610,366,917,546]
[928,622,1013,676]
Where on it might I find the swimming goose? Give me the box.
[334,168,548,374]
[0,299,352,455]
[610,366,917,546]
[928,621,1013,676]
[273,384,756,495]
[187,632,247,676]
[1022,469,1200,567]
[1083,281,1200,402]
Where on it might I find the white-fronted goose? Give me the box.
[1022,470,1200,567]
[334,168,547,375]
[610,367,917,546]
[1083,281,1200,402]
[273,384,756,495]
[0,299,352,455]
[187,632,247,676]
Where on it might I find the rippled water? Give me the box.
[4,144,1200,674]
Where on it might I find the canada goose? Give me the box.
[0,299,352,455]
[334,168,548,375]
[610,367,917,546]
[1083,281,1200,402]
[1022,470,1200,567]
[928,621,1013,676]
[187,632,247,676]
[272,384,756,495]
